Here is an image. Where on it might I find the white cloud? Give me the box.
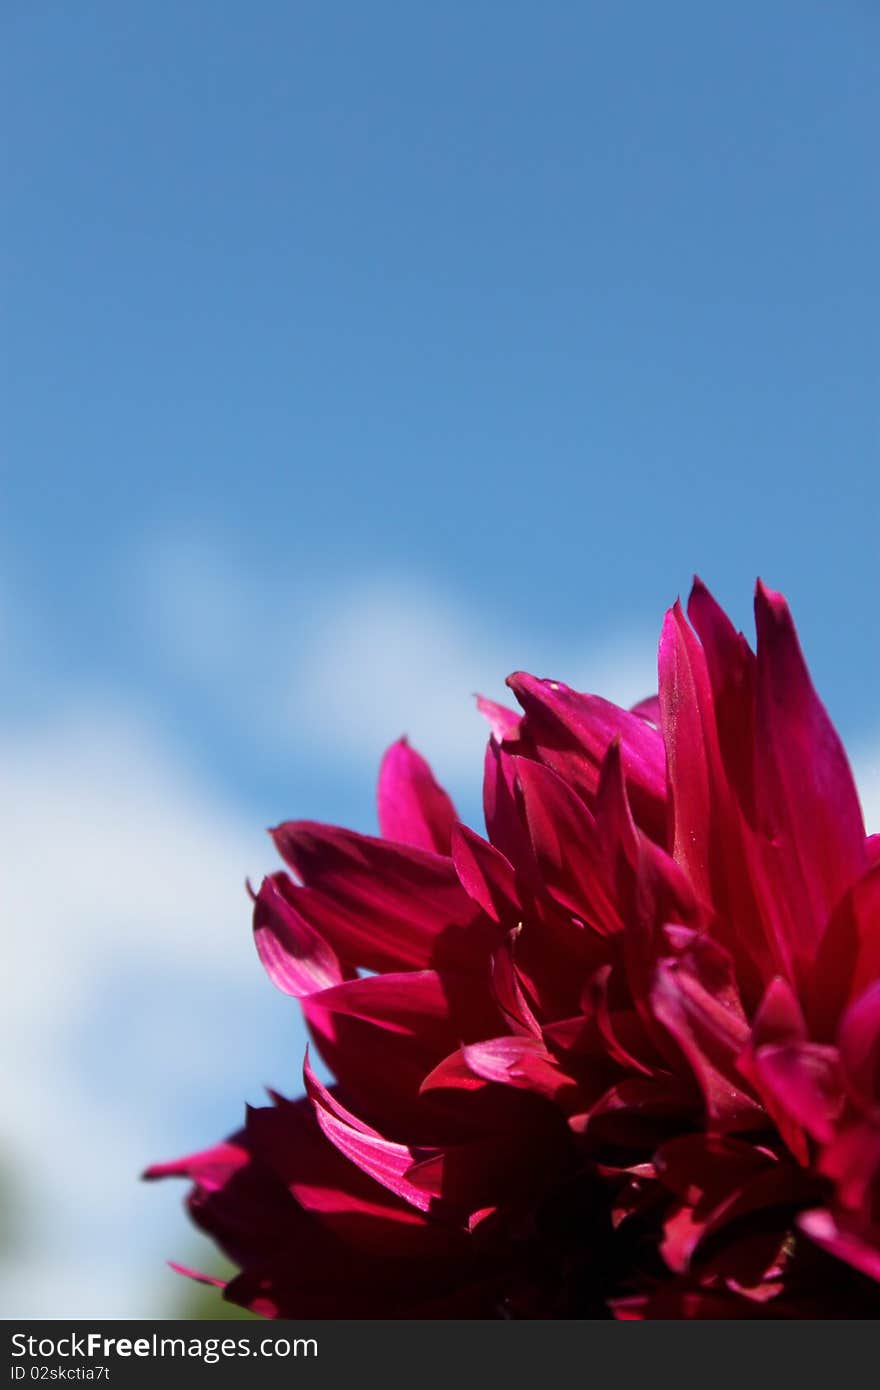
[855,740,880,837]
[1,549,661,1319]
[0,704,298,1317]
[16,543,876,1321]
[136,533,658,784]
[293,579,657,783]
[1,1259,156,1322]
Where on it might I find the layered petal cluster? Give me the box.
[147,581,880,1318]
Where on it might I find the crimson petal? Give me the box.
[377,739,458,853]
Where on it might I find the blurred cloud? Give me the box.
[136,529,659,782]
[292,580,658,780]
[3,0,877,1323]
[4,552,880,1318]
[0,703,294,1317]
[855,739,880,836]
[1,546,663,1316]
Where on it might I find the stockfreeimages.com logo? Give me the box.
[11,1332,318,1368]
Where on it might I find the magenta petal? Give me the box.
[420,1048,491,1096]
[838,981,880,1115]
[143,1140,248,1190]
[630,694,661,727]
[749,976,807,1050]
[451,822,519,924]
[752,1042,843,1143]
[738,981,812,1166]
[658,601,718,907]
[676,581,794,1001]
[514,756,621,934]
[593,738,639,863]
[406,1097,572,1215]
[167,1262,226,1289]
[505,671,667,840]
[809,861,880,1040]
[654,1134,772,1208]
[819,1115,880,1219]
[301,970,477,1123]
[147,575,880,1319]
[687,577,757,820]
[377,738,458,853]
[583,966,658,1076]
[461,1036,572,1102]
[253,873,349,997]
[244,1096,444,1249]
[651,940,762,1132]
[304,1056,436,1214]
[488,931,543,1038]
[482,739,533,868]
[271,821,479,972]
[753,580,866,962]
[476,694,521,742]
[304,970,457,1049]
[799,1208,880,1284]
[582,1075,697,1149]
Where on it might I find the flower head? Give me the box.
[147,580,880,1318]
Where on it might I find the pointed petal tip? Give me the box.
[506,670,569,698]
[754,576,787,612]
[141,1153,200,1182]
[597,733,624,778]
[167,1261,226,1289]
[687,574,712,611]
[662,599,684,629]
[686,574,733,626]
[383,734,410,753]
[141,1157,191,1183]
[754,578,800,649]
[476,693,523,742]
[377,735,457,850]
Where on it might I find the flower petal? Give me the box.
[752,580,866,964]
[658,600,716,906]
[651,936,762,1132]
[377,738,458,853]
[476,694,521,741]
[808,861,880,1040]
[253,873,349,997]
[514,756,622,934]
[799,1208,880,1284]
[304,1055,437,1215]
[271,822,480,972]
[505,671,667,840]
[461,1036,574,1103]
[451,823,519,924]
[838,980,880,1115]
[752,1043,843,1144]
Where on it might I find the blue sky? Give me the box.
[2,1,878,1316]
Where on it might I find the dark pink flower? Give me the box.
[147,581,880,1318]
